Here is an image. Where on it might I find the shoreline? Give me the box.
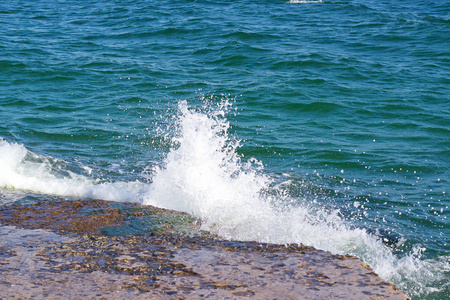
[0,199,409,299]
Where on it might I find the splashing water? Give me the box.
[0,138,144,202]
[143,100,446,298]
[144,100,273,234]
[0,101,446,298]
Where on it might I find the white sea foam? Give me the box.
[0,138,144,202]
[143,100,445,297]
[0,101,446,297]
[288,0,324,3]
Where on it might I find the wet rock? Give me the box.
[0,199,409,299]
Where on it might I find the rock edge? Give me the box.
[0,199,410,299]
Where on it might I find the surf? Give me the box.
[0,138,145,203]
[143,100,446,297]
[0,100,447,298]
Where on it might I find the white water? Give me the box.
[0,138,145,202]
[143,101,444,297]
[288,0,324,3]
[0,101,446,297]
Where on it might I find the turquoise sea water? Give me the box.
[0,0,448,298]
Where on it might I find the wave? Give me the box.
[0,100,447,298]
[288,0,324,3]
[0,138,145,202]
[143,100,447,298]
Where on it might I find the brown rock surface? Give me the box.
[0,199,409,299]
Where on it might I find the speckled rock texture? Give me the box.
[0,199,409,299]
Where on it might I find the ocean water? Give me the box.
[0,0,448,298]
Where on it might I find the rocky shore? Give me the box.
[0,199,409,299]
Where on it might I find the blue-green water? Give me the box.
[0,0,448,298]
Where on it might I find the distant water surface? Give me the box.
[0,1,448,298]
